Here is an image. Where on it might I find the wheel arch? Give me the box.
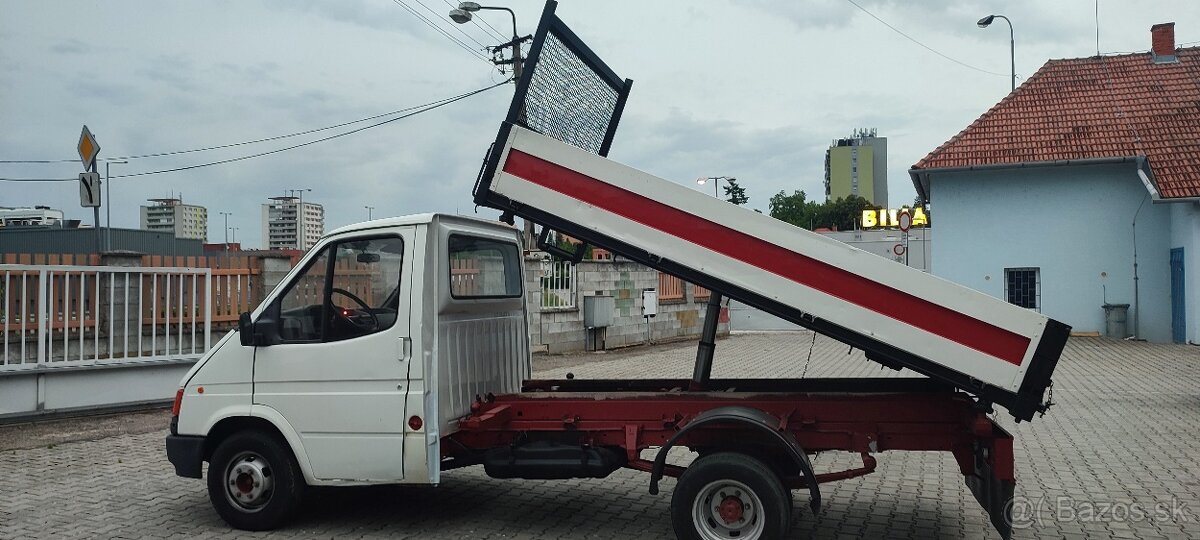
[648,405,821,514]
[204,410,317,485]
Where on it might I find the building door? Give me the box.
[1171,248,1185,343]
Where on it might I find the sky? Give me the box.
[2,0,1199,249]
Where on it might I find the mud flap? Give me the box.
[964,424,1015,540]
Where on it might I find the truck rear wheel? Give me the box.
[207,431,305,531]
[670,452,792,540]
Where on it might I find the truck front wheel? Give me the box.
[207,431,305,531]
[670,452,792,540]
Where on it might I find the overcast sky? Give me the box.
[3,0,1199,249]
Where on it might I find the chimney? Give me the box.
[1151,22,1177,64]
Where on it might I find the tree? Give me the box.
[822,195,876,231]
[723,178,749,206]
[768,190,814,227]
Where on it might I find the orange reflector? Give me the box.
[171,388,185,416]
[197,386,204,394]
[408,415,423,431]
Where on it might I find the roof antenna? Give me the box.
[1094,0,1100,56]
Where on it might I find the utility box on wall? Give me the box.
[584,295,614,351]
[584,295,614,328]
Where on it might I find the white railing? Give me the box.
[0,265,212,372]
[540,260,577,310]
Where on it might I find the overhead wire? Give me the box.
[0,80,510,183]
[3,99,482,165]
[392,0,491,65]
[842,0,1008,78]
[411,0,490,50]
[439,0,508,42]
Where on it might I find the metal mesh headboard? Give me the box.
[473,0,633,222]
[504,0,632,156]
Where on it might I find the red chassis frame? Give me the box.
[445,377,1015,535]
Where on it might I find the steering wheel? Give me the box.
[331,288,380,332]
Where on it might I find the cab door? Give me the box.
[251,230,413,481]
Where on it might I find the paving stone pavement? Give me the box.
[1,332,1198,539]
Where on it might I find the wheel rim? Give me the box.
[691,479,766,540]
[223,450,275,512]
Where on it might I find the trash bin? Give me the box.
[1102,303,1130,338]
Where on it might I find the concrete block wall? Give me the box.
[526,255,728,354]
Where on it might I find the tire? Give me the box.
[207,430,305,531]
[671,452,792,540]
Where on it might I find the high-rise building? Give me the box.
[261,196,324,250]
[0,206,65,227]
[824,128,888,206]
[140,198,208,240]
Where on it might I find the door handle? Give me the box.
[400,337,411,361]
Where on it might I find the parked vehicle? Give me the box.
[166,3,1068,538]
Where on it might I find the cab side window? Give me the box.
[448,235,522,298]
[275,235,404,343]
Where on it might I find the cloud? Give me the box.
[51,39,87,55]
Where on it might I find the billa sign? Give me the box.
[862,208,928,228]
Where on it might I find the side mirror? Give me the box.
[238,311,280,347]
[238,312,254,346]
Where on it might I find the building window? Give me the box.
[1004,267,1040,311]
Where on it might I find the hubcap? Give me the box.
[692,479,765,539]
[224,451,274,512]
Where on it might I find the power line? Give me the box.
[392,0,491,64]
[0,80,509,183]
[843,0,1008,77]
[2,100,475,165]
[412,0,490,50]
[440,0,508,42]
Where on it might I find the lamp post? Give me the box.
[450,2,523,80]
[977,14,1015,91]
[696,176,736,199]
[104,160,128,251]
[286,188,311,250]
[365,206,375,220]
[230,227,239,244]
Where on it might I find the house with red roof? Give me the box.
[909,23,1198,344]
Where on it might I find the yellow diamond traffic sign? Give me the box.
[78,125,100,169]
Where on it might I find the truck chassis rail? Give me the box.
[447,379,1016,538]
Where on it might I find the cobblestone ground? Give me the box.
[1,333,1198,539]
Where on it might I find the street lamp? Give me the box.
[450,2,523,79]
[696,176,736,198]
[365,206,375,220]
[104,160,128,251]
[230,227,239,244]
[977,14,1015,91]
[285,188,312,250]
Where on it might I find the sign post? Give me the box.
[77,126,102,252]
[897,209,912,266]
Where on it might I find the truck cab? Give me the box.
[166,213,529,529]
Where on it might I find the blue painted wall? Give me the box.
[928,163,1175,342]
[1169,202,1200,344]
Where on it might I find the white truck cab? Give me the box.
[166,213,529,529]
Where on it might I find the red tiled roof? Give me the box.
[912,47,1200,199]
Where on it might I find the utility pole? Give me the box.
[105,160,127,251]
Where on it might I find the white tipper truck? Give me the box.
[165,3,1067,538]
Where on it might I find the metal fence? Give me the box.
[540,260,576,309]
[1,265,214,371]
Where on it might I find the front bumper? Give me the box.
[165,432,206,479]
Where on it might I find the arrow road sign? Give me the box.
[79,172,101,207]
